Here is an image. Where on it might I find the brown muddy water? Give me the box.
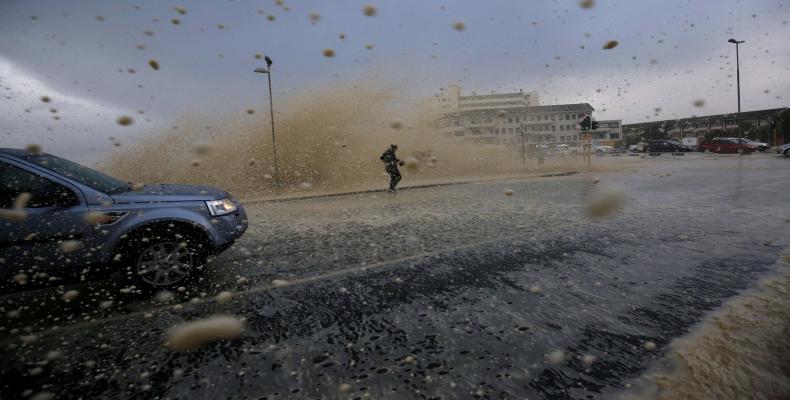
[619,250,790,400]
[102,84,588,197]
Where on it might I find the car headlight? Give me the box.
[206,198,237,216]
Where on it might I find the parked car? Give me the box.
[681,137,699,151]
[737,138,769,152]
[716,137,769,152]
[777,143,790,157]
[545,144,564,157]
[0,148,247,290]
[698,138,758,154]
[591,144,615,155]
[643,140,694,153]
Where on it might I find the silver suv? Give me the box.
[1,149,247,290]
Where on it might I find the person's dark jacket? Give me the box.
[380,148,400,168]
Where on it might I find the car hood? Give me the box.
[110,184,229,203]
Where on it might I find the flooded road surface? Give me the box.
[1,154,788,399]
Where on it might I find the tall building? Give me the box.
[433,103,595,146]
[435,85,540,113]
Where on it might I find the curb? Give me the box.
[240,171,580,205]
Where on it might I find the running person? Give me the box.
[380,144,403,192]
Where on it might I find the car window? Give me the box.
[0,161,79,208]
[21,154,130,194]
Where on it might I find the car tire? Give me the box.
[784,149,790,158]
[117,228,208,289]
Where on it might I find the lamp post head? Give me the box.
[728,38,745,44]
[265,56,273,68]
[254,67,269,74]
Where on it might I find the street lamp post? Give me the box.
[254,55,280,188]
[520,122,526,164]
[728,38,745,154]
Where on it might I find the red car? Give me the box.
[698,138,757,154]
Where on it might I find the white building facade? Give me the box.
[433,103,595,146]
[590,120,623,146]
[435,85,540,114]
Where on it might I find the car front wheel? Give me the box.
[116,228,209,289]
[135,240,204,287]
[784,149,790,157]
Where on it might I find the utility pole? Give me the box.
[520,122,526,164]
[770,119,777,148]
[579,115,599,168]
[728,38,745,154]
[254,55,280,188]
[580,115,591,168]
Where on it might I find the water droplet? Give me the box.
[215,291,234,304]
[63,290,80,302]
[272,279,290,288]
[363,4,377,17]
[166,315,246,351]
[59,240,81,253]
[117,116,134,126]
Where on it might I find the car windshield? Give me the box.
[23,153,130,194]
[2,2,789,400]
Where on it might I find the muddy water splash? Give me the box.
[103,84,585,197]
[626,251,790,400]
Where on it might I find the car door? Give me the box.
[0,159,91,286]
[723,139,738,153]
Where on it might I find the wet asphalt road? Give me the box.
[1,154,788,399]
